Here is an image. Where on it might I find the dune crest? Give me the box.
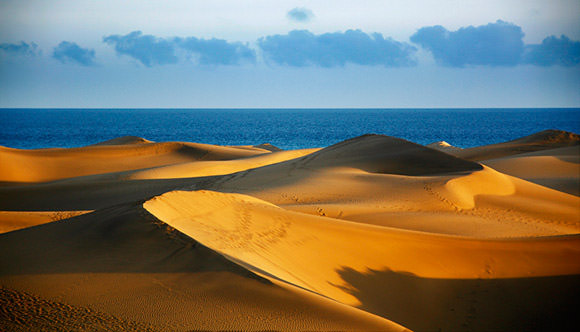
[90,136,154,146]
[211,134,578,238]
[0,210,91,234]
[144,189,580,331]
[454,129,580,161]
[482,145,580,195]
[0,202,404,331]
[0,139,274,183]
[443,166,516,209]
[293,134,482,175]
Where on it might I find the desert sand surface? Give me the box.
[452,129,580,161]
[1,130,579,331]
[481,145,580,195]
[0,210,91,233]
[0,136,275,183]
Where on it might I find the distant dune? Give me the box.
[481,145,580,195]
[90,135,155,146]
[0,139,274,183]
[452,129,580,161]
[1,130,579,331]
[426,140,463,154]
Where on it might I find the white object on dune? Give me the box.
[426,141,463,153]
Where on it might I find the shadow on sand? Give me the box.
[0,203,268,283]
[335,266,580,332]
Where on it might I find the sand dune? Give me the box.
[90,135,154,146]
[145,190,580,331]
[0,203,403,331]
[0,210,90,234]
[0,149,318,211]
[453,129,579,161]
[482,145,580,195]
[1,130,579,331]
[232,142,284,152]
[287,134,482,175]
[213,134,579,237]
[57,148,318,182]
[0,139,273,183]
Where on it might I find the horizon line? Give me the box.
[2,107,580,110]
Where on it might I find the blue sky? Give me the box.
[0,0,579,107]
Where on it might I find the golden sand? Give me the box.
[1,131,579,331]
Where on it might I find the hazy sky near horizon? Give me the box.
[1,0,579,107]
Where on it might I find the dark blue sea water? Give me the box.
[0,108,578,150]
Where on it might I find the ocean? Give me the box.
[0,108,579,150]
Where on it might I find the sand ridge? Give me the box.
[0,202,404,331]
[143,189,580,331]
[453,129,580,161]
[0,210,91,234]
[481,145,580,195]
[211,135,579,238]
[0,139,275,183]
[89,135,155,146]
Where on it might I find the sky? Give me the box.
[0,0,579,108]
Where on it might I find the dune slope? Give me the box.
[453,129,580,161]
[291,134,483,175]
[0,210,91,234]
[145,190,580,332]
[0,203,403,331]
[89,135,154,146]
[212,134,579,237]
[0,139,273,183]
[482,145,580,195]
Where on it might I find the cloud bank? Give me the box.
[3,21,578,69]
[287,8,314,22]
[258,29,417,67]
[175,37,256,65]
[410,20,525,67]
[103,31,255,67]
[52,41,96,66]
[0,41,40,57]
[103,31,178,67]
[524,35,580,67]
